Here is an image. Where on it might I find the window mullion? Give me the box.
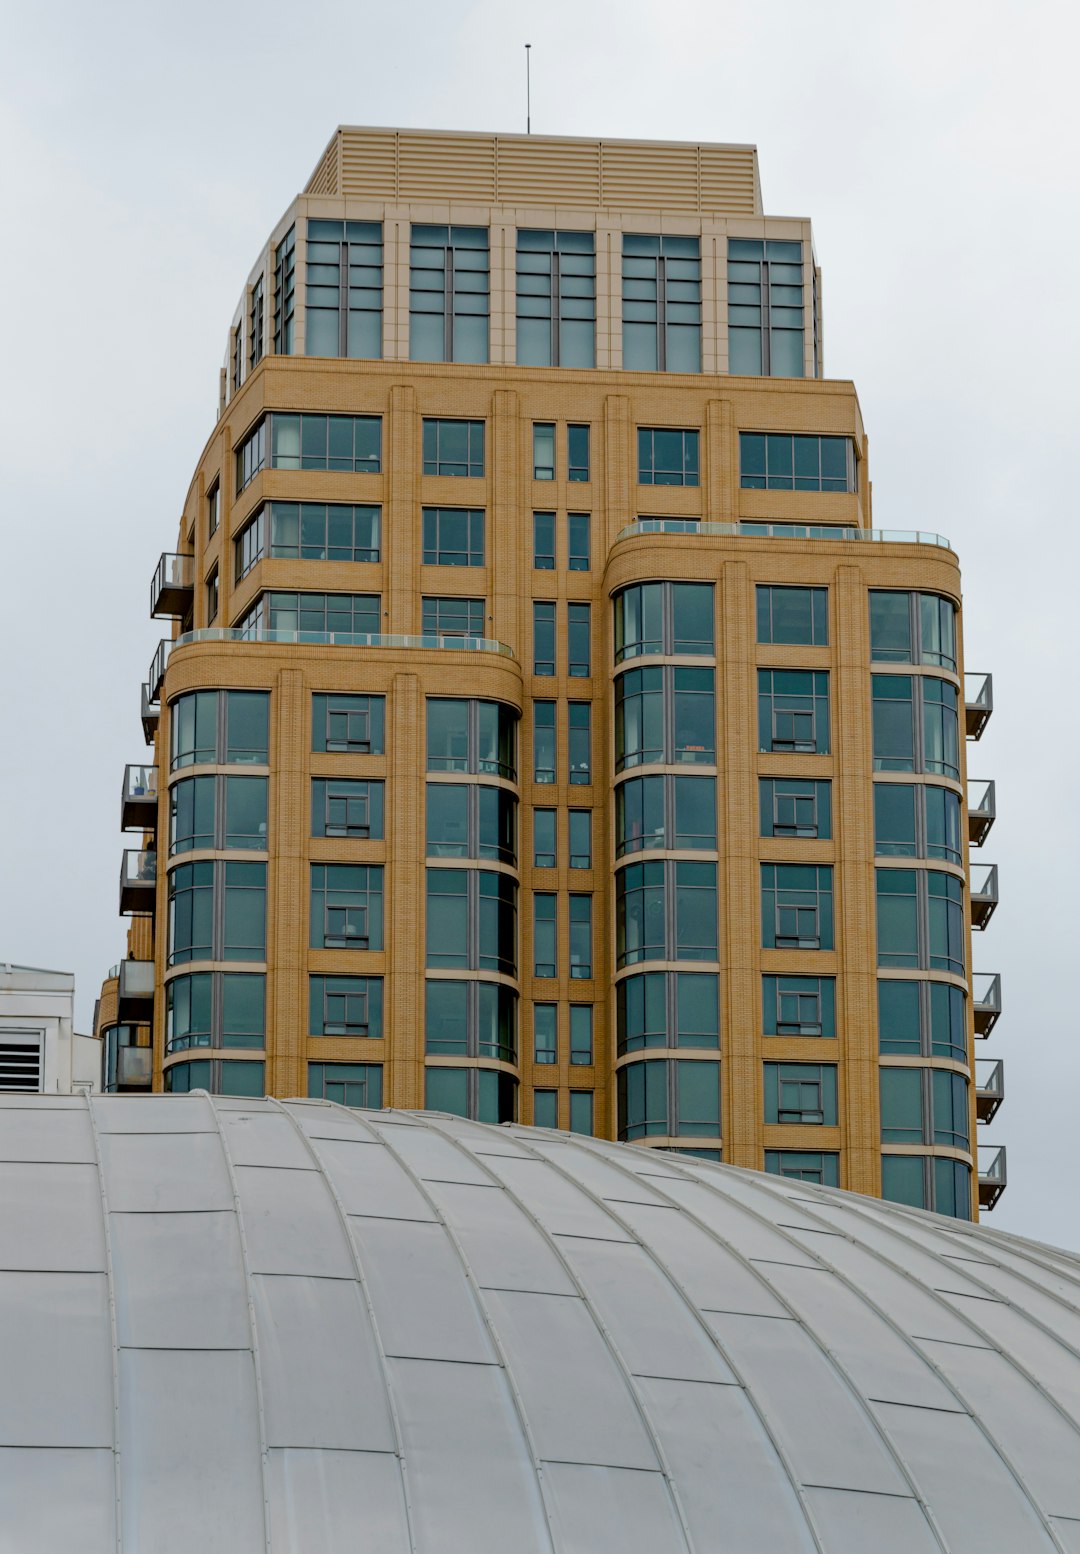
[468,870,478,970]
[468,786,479,860]
[444,247,455,361]
[667,1053,679,1134]
[338,240,349,356]
[664,860,676,962]
[212,860,224,960]
[467,979,478,1058]
[663,666,674,763]
[664,775,675,853]
[551,251,560,367]
[916,870,929,970]
[656,257,667,371]
[666,971,678,1052]
[918,980,931,1059]
[761,259,771,375]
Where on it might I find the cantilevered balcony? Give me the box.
[972,973,1002,1037]
[965,673,993,739]
[150,553,194,618]
[969,864,999,930]
[968,779,996,846]
[121,765,158,831]
[116,959,154,1021]
[148,639,171,700]
[141,682,160,743]
[975,1059,1005,1124]
[119,850,157,915]
[978,1145,1007,1209]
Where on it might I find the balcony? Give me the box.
[173,626,514,657]
[972,973,1002,1037]
[975,1059,1005,1124]
[141,682,160,743]
[964,673,993,739]
[116,959,154,1021]
[978,1145,1007,1210]
[115,1045,152,1089]
[121,765,158,831]
[119,850,157,915]
[616,520,953,548]
[150,553,194,618]
[968,779,996,846]
[148,639,171,700]
[969,864,999,930]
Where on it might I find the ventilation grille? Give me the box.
[0,1034,42,1091]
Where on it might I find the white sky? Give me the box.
[1,0,1076,1244]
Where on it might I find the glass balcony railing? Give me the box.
[119,850,157,915]
[972,973,1002,1038]
[975,1059,1004,1124]
[172,626,514,657]
[148,639,171,700]
[121,764,158,831]
[964,673,993,739]
[116,1046,152,1088]
[967,779,996,846]
[105,964,121,981]
[141,682,160,743]
[150,553,194,618]
[117,960,154,1019]
[978,1145,1007,1209]
[969,864,999,930]
[616,519,953,548]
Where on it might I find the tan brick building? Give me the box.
[98,127,1004,1217]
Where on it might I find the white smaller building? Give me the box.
[0,964,101,1094]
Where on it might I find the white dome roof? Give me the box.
[3,1092,1077,1554]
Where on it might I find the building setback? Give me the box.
[97,126,1004,1217]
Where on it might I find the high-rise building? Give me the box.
[96,127,1004,1217]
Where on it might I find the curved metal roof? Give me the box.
[4,1092,1079,1554]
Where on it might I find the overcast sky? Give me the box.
[1,0,1075,1244]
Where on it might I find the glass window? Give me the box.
[570,1006,593,1065]
[426,698,516,779]
[172,690,269,770]
[569,1090,594,1135]
[167,861,266,967]
[728,237,804,378]
[166,971,265,1052]
[534,702,556,784]
[305,219,383,359]
[534,1004,557,1064]
[763,975,836,1037]
[876,868,964,975]
[617,775,717,855]
[533,602,556,675]
[756,585,828,645]
[739,432,855,492]
[870,592,957,671]
[425,1066,515,1123]
[410,224,489,364]
[618,971,718,1052]
[425,981,516,1062]
[757,670,829,754]
[761,864,833,950]
[207,481,220,537]
[568,425,590,482]
[616,860,717,968]
[533,512,555,570]
[313,779,384,839]
[615,667,715,772]
[170,775,268,854]
[235,419,266,493]
[239,503,380,572]
[422,508,484,566]
[569,895,592,978]
[568,512,590,571]
[269,413,381,473]
[881,1155,972,1219]
[622,234,701,373]
[533,809,556,869]
[313,693,384,754]
[422,596,485,639]
[206,568,219,626]
[533,1089,558,1128]
[237,592,380,643]
[422,419,485,478]
[637,428,700,486]
[426,783,515,864]
[618,1058,720,1141]
[310,865,383,950]
[516,230,596,369]
[874,783,961,863]
[764,1063,838,1125]
[273,227,295,354]
[880,1067,969,1150]
[614,581,715,662]
[569,810,592,869]
[308,1062,382,1108]
[534,893,557,978]
[872,676,959,779]
[568,703,591,785]
[309,975,383,1037]
[165,1058,264,1096]
[426,869,516,975]
[568,603,591,677]
[759,778,831,839]
[533,423,555,480]
[764,1151,839,1186]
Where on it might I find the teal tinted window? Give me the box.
[422,508,484,566]
[876,869,919,967]
[533,511,555,569]
[617,971,719,1052]
[764,1063,837,1125]
[410,225,489,364]
[881,1154,926,1208]
[516,231,596,369]
[305,219,383,360]
[764,1151,839,1186]
[763,975,835,1037]
[622,234,701,373]
[880,1067,922,1143]
[740,433,854,491]
[637,427,700,486]
[309,975,382,1037]
[533,1089,558,1127]
[728,238,804,379]
[422,419,484,477]
[617,1057,720,1140]
[310,865,383,950]
[270,413,380,472]
[569,1091,594,1135]
[761,865,834,950]
[313,779,383,839]
[759,778,831,838]
[756,585,828,645]
[308,1062,382,1108]
[313,693,384,753]
[758,670,829,753]
[534,1005,557,1064]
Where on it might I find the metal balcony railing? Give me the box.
[975,1059,1005,1124]
[967,779,996,846]
[117,960,154,1020]
[978,1145,1007,1209]
[972,973,1002,1038]
[147,640,171,700]
[172,626,514,657]
[965,673,993,739]
[616,520,953,548]
[969,864,999,930]
[150,553,194,618]
[119,851,157,915]
[141,682,160,743]
[121,764,158,831]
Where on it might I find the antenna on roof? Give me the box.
[525,44,532,134]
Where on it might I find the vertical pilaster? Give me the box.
[268,666,307,1099]
[387,671,423,1107]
